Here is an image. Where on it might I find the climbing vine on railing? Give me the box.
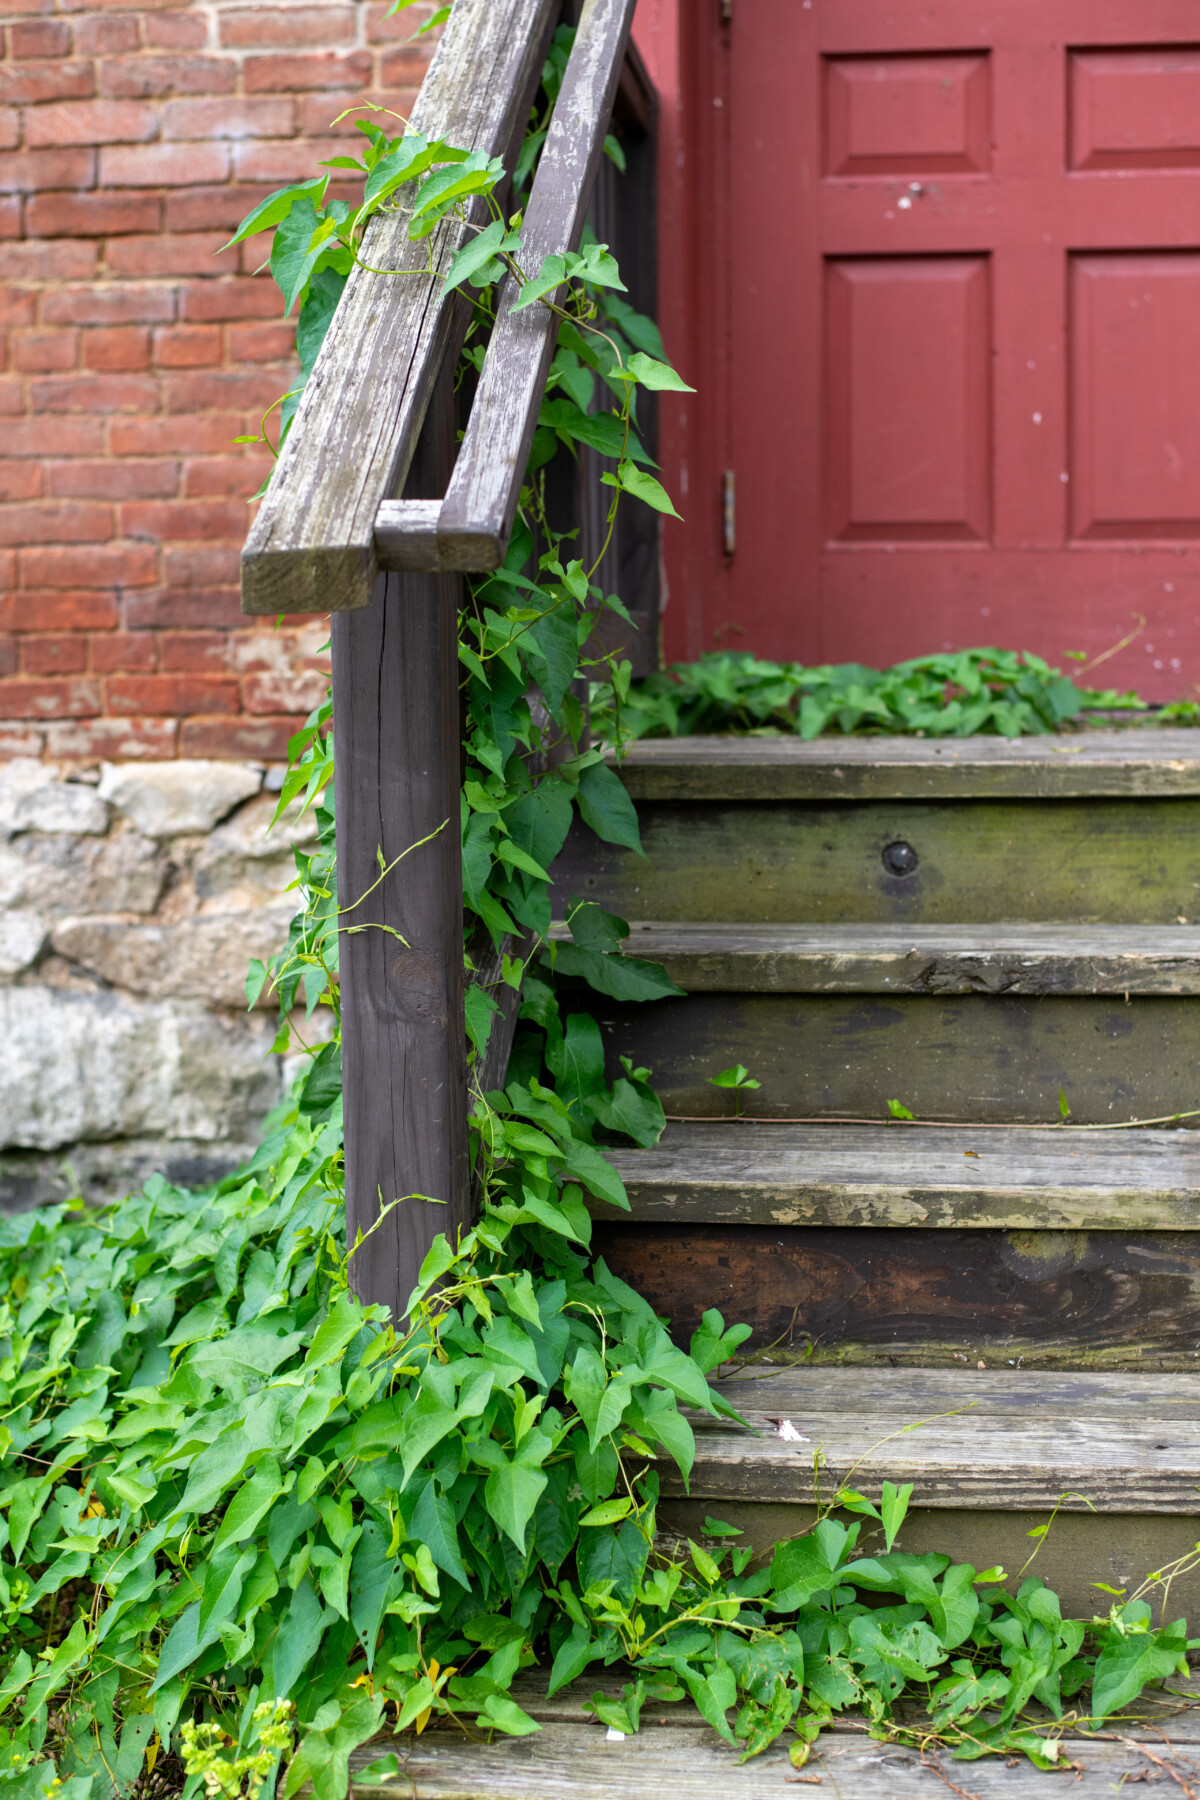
[0,24,1197,1800]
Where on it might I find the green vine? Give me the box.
[0,27,1196,1800]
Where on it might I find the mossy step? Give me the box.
[602,1121,1200,1229]
[597,922,1200,995]
[614,729,1200,801]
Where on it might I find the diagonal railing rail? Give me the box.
[239,0,644,1319]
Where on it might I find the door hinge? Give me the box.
[720,0,732,21]
[723,469,736,557]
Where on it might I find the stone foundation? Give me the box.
[0,757,322,1213]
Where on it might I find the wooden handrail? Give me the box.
[240,0,557,616]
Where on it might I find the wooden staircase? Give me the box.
[554,728,1200,1618]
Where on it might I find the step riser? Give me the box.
[593,1222,1200,1364]
[555,798,1200,924]
[586,991,1200,1122]
[658,1500,1200,1626]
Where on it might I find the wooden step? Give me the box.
[553,730,1200,926]
[608,922,1200,994]
[616,728,1200,802]
[591,1124,1200,1365]
[603,1121,1200,1228]
[587,986,1200,1124]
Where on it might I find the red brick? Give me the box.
[185,453,273,496]
[163,96,294,140]
[153,323,220,366]
[225,319,294,363]
[231,138,324,183]
[100,141,230,186]
[100,55,235,99]
[0,109,18,151]
[0,500,111,545]
[143,11,206,49]
[7,589,117,630]
[0,460,42,500]
[0,147,97,191]
[161,186,236,233]
[4,416,105,456]
[108,672,239,715]
[159,629,226,670]
[365,0,429,40]
[166,369,283,413]
[220,7,354,48]
[122,497,246,540]
[0,548,12,593]
[161,544,238,586]
[82,325,150,370]
[0,639,17,679]
[19,543,157,589]
[48,457,177,499]
[73,15,139,54]
[42,282,174,325]
[0,196,20,238]
[27,191,160,236]
[105,234,237,277]
[243,51,371,92]
[10,18,72,56]
[182,714,301,759]
[31,371,159,412]
[0,723,46,756]
[181,276,281,322]
[21,634,87,675]
[12,328,77,371]
[243,669,327,713]
[123,584,241,627]
[0,678,100,718]
[111,412,243,455]
[46,715,177,759]
[1,61,94,106]
[0,287,35,328]
[377,47,431,88]
[89,629,157,672]
[26,99,156,147]
[0,240,97,280]
[0,375,19,413]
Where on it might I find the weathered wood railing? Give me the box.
[239,0,647,1318]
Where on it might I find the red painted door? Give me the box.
[656,1,1200,699]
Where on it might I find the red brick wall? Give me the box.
[0,0,436,761]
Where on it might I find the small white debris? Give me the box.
[606,1728,626,1743]
[776,1420,809,1442]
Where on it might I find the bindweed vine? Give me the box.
[1,21,1198,1800]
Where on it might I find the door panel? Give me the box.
[664,1,1200,697]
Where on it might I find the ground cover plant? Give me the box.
[2,16,1198,1800]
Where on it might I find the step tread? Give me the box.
[616,728,1200,801]
[603,1122,1200,1228]
[354,1717,1200,1798]
[603,921,1200,993]
[355,1717,1200,1797]
[680,1369,1200,1510]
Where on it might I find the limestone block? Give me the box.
[0,828,166,918]
[0,759,108,836]
[0,912,46,976]
[0,984,280,1151]
[195,793,320,904]
[98,760,262,838]
[51,897,298,1007]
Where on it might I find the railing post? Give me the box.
[333,371,469,1320]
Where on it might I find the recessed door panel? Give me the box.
[825,53,992,176]
[1070,47,1200,170]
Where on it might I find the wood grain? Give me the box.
[612,729,1200,801]
[553,794,1200,926]
[593,1220,1200,1364]
[565,921,1200,995]
[335,377,468,1322]
[602,1122,1200,1229]
[582,990,1200,1124]
[350,1719,1200,1799]
[240,0,556,615]
[436,0,639,570]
